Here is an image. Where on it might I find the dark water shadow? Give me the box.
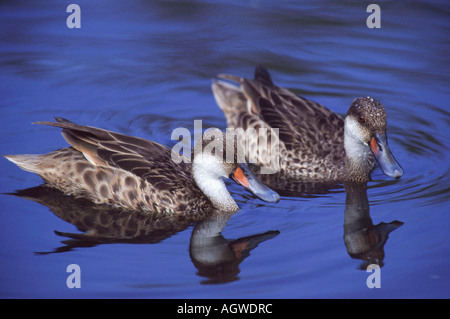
[342,182,403,269]
[7,185,279,284]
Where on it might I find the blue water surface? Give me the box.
[0,0,449,299]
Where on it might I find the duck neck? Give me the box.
[192,165,239,212]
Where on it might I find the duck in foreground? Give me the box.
[212,66,404,183]
[4,118,279,215]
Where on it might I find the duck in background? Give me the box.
[212,65,403,183]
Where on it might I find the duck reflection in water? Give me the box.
[245,178,403,269]
[343,182,403,269]
[10,185,279,284]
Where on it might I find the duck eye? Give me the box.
[358,116,365,124]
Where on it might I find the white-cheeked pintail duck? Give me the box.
[4,118,279,215]
[212,66,404,183]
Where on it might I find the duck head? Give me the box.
[344,97,403,180]
[191,129,280,211]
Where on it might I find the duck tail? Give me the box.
[3,154,42,174]
[212,77,251,132]
[211,78,244,111]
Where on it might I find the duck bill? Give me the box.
[230,164,280,203]
[370,131,404,179]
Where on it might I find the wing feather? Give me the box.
[34,118,191,185]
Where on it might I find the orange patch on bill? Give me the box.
[370,137,378,156]
[234,167,250,187]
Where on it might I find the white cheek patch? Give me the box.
[192,153,237,210]
[344,117,370,162]
[345,117,366,144]
[194,154,227,178]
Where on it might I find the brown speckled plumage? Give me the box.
[212,66,400,183]
[4,118,272,215]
